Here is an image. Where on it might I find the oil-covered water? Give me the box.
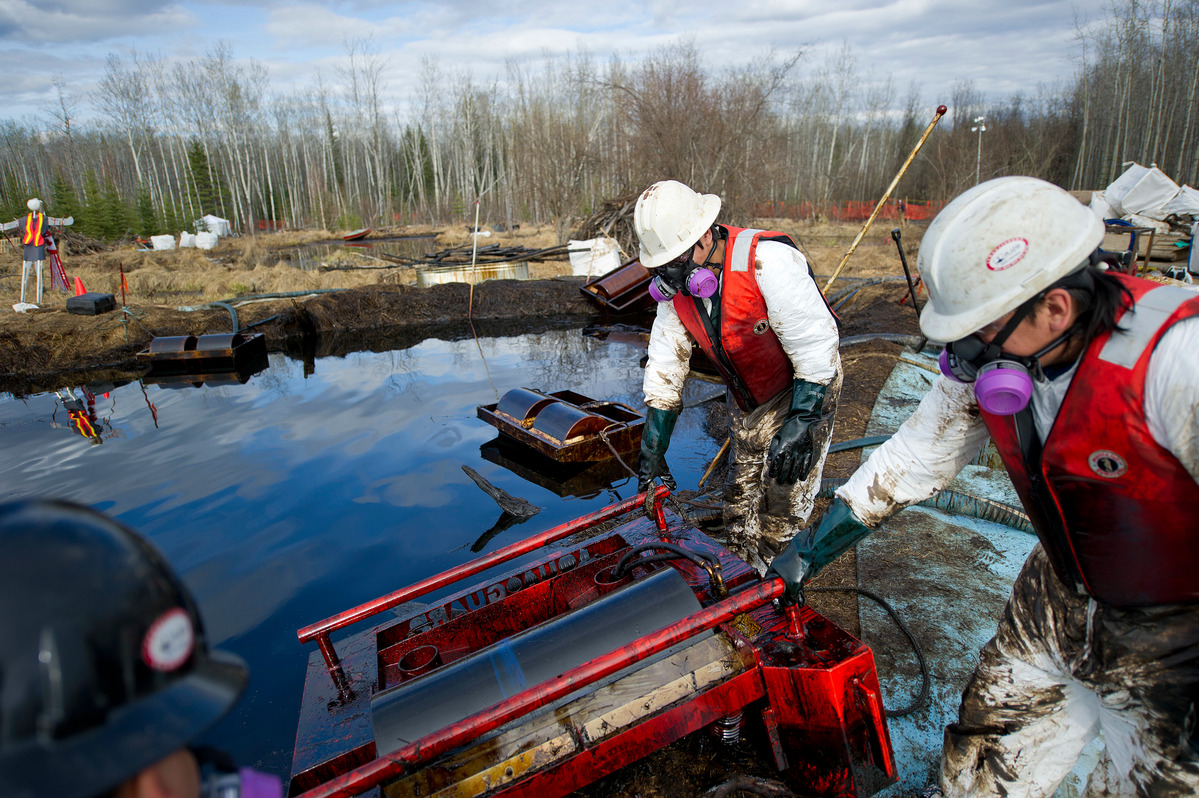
[0,327,722,781]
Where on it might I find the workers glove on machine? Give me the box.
[765,498,873,606]
[638,406,679,493]
[767,379,828,484]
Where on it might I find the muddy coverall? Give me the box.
[835,284,1199,796]
[643,233,841,574]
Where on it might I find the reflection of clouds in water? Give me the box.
[355,459,462,508]
[0,325,687,777]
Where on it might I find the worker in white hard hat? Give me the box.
[767,176,1199,796]
[633,179,841,574]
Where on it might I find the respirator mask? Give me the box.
[195,747,284,798]
[938,297,1071,416]
[648,241,718,302]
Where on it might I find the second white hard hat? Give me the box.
[917,176,1104,342]
[27,198,42,212]
[633,180,721,268]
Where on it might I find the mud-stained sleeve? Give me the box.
[643,299,693,413]
[836,375,991,527]
[1145,317,1199,483]
[755,241,839,385]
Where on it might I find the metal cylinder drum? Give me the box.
[371,567,702,754]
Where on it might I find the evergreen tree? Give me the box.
[135,184,158,237]
[76,170,103,238]
[187,140,229,218]
[49,174,80,223]
[97,179,130,240]
[1,171,33,222]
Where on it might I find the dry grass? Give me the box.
[0,219,917,310]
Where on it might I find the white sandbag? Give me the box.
[1163,185,1199,218]
[151,234,175,251]
[1126,213,1173,234]
[179,232,196,248]
[568,236,623,278]
[195,232,218,250]
[1105,163,1180,220]
[1089,191,1116,222]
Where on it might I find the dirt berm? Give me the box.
[0,277,600,397]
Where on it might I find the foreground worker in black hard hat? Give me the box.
[0,499,282,798]
[767,177,1199,795]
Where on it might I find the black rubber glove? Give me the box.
[767,379,828,484]
[637,406,679,492]
[765,497,873,606]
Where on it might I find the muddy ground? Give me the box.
[0,219,927,796]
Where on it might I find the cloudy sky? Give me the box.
[1,0,1112,126]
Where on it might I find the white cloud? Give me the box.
[0,0,1115,123]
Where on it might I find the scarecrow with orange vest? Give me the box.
[54,387,103,445]
[632,180,842,574]
[4,198,73,312]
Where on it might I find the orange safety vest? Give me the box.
[672,226,835,411]
[983,273,1199,606]
[21,212,45,247]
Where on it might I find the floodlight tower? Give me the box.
[971,116,987,185]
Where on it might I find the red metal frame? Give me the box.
[290,491,896,798]
[297,486,670,698]
[296,579,783,798]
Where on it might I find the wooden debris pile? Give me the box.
[321,243,572,271]
[571,191,640,257]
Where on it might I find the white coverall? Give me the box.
[837,317,1199,797]
[643,239,842,573]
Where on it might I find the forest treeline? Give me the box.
[1,0,1196,241]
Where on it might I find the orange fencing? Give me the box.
[753,199,946,223]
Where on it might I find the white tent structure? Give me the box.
[195,215,233,236]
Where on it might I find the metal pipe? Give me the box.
[294,577,784,798]
[823,104,948,295]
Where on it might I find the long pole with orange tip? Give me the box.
[822,104,948,295]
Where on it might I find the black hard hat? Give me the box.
[0,500,248,798]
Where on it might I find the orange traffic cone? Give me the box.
[74,276,86,296]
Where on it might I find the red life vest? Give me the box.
[672,226,834,411]
[22,212,45,246]
[983,273,1199,606]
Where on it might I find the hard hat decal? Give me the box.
[1088,450,1127,479]
[142,607,195,672]
[985,238,1029,271]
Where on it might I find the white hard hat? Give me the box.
[26,198,42,212]
[917,176,1104,342]
[633,180,721,268]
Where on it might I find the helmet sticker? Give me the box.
[1088,450,1127,479]
[143,607,195,672]
[986,238,1029,271]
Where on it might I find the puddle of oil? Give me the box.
[0,326,722,780]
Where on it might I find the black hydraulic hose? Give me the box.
[839,333,925,349]
[614,541,720,578]
[209,301,239,333]
[825,276,907,307]
[807,585,931,718]
[828,434,892,453]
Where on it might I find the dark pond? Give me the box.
[0,326,723,782]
